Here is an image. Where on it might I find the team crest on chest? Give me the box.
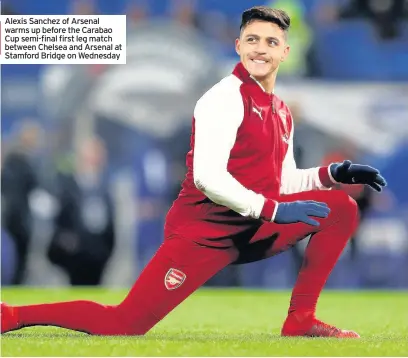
[278,109,290,144]
[278,109,288,132]
[164,268,186,290]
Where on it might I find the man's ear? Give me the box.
[280,45,290,62]
[235,38,241,56]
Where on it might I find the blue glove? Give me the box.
[275,201,330,227]
[330,160,387,192]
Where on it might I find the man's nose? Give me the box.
[254,41,268,53]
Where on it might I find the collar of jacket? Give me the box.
[232,62,275,97]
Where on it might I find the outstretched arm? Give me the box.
[280,120,387,194]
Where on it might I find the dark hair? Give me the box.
[240,6,290,35]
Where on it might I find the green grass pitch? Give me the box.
[1,288,407,356]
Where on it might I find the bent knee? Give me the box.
[326,190,358,222]
[329,190,357,210]
[97,305,145,336]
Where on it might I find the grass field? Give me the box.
[1,288,407,356]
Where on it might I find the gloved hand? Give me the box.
[330,160,387,192]
[275,200,330,227]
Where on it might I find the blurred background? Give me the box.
[1,0,407,290]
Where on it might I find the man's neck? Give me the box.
[250,73,277,94]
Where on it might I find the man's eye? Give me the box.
[269,40,278,46]
[247,37,256,42]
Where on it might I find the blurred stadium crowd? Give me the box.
[1,0,408,289]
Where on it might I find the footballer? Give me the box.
[1,6,386,338]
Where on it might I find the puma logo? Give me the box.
[252,106,263,120]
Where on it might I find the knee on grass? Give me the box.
[97,304,154,336]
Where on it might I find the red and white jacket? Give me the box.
[165,63,334,241]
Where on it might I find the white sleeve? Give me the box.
[193,84,267,219]
[280,124,331,194]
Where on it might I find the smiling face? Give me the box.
[236,19,290,81]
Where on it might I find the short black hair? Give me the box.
[240,6,290,36]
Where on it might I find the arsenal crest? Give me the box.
[278,109,288,133]
[164,268,186,290]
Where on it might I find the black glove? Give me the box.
[330,160,387,192]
